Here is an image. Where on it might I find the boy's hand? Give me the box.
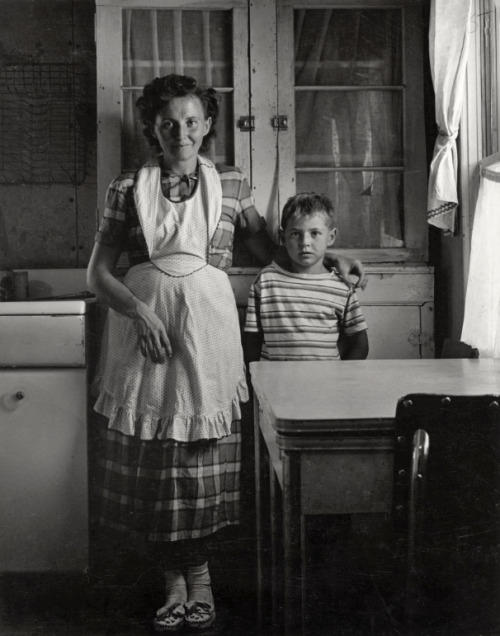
[243,331,264,365]
[340,330,369,360]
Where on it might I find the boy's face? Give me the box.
[281,212,337,274]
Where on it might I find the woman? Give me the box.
[87,73,366,632]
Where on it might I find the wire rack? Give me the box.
[0,64,87,185]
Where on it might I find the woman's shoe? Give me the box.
[184,600,216,631]
[153,602,186,633]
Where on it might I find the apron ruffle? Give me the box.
[93,376,248,441]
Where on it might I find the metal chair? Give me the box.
[440,338,479,359]
[392,393,500,635]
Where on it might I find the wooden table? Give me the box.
[250,359,500,635]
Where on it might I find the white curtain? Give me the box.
[427,0,472,233]
[461,160,500,357]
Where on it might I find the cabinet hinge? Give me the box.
[272,115,288,131]
[237,116,255,132]
[408,331,433,347]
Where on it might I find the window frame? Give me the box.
[459,0,500,287]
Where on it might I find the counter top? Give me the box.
[0,298,94,315]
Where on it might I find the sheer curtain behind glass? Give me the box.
[122,9,234,170]
[294,9,403,249]
[461,160,500,357]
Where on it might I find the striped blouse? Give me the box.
[245,262,368,361]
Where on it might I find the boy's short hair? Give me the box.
[280,192,336,231]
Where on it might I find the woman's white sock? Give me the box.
[161,568,187,609]
[186,562,214,607]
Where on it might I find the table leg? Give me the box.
[283,451,302,635]
[270,464,284,631]
[300,515,307,636]
[254,393,264,630]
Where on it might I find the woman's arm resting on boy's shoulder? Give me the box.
[340,330,369,360]
[243,331,264,365]
[242,229,368,292]
[243,229,278,265]
[326,255,368,290]
[239,215,368,290]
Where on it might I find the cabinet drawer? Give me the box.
[0,315,86,367]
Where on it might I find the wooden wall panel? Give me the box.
[0,0,97,269]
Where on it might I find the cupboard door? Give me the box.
[97,0,428,264]
[363,305,429,359]
[275,0,427,263]
[0,369,88,571]
[96,0,250,216]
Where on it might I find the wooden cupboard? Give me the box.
[96,0,434,358]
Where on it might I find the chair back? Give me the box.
[441,338,479,358]
[392,393,500,633]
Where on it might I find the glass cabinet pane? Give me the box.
[296,170,403,248]
[121,9,234,170]
[294,9,402,87]
[295,91,402,168]
[293,8,404,249]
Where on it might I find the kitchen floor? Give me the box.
[2,580,498,636]
[2,525,498,636]
[0,520,397,636]
[0,430,262,636]
[2,423,498,636]
[0,528,260,636]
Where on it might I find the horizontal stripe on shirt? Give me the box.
[245,262,367,361]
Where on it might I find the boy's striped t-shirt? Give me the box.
[244,262,367,361]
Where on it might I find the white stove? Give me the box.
[0,287,95,572]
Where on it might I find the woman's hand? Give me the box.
[134,302,172,363]
[87,242,171,363]
[328,255,368,290]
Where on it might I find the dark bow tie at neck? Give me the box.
[167,172,198,183]
[165,171,198,198]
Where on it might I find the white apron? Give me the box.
[93,157,249,442]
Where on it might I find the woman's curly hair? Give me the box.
[136,74,219,154]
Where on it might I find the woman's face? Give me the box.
[153,95,211,171]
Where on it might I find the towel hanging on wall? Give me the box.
[426,0,472,234]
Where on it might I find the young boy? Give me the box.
[244,192,368,362]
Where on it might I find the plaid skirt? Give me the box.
[92,415,241,542]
